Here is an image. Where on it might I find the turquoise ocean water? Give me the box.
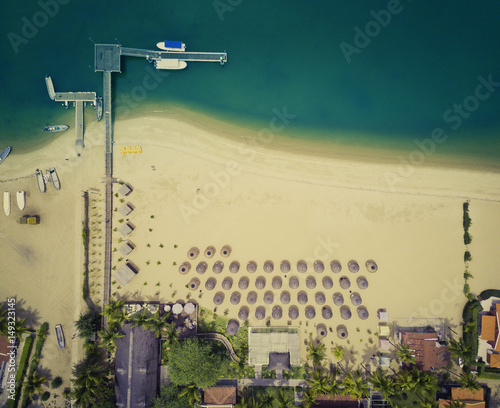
[1,0,500,165]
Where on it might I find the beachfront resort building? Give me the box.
[200,386,237,408]
[438,387,485,408]
[479,301,500,367]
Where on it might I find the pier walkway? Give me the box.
[75,101,84,147]
[121,47,227,64]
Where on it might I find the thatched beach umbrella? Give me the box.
[333,292,344,306]
[366,259,378,273]
[264,291,274,304]
[188,278,200,291]
[350,292,362,306]
[187,247,199,260]
[322,306,333,319]
[340,305,352,320]
[230,291,241,305]
[272,306,283,320]
[314,260,325,273]
[357,306,369,320]
[226,319,240,336]
[272,276,282,290]
[213,292,225,305]
[247,291,257,305]
[255,276,266,290]
[330,260,342,273]
[317,324,327,338]
[280,260,291,273]
[179,262,191,275]
[247,261,257,273]
[297,291,308,305]
[205,278,216,290]
[297,260,307,273]
[306,276,317,289]
[357,277,368,290]
[238,306,249,320]
[315,292,326,305]
[339,276,351,290]
[204,246,216,258]
[280,291,291,304]
[222,277,233,290]
[348,260,360,273]
[238,277,249,290]
[337,325,348,339]
[220,245,232,258]
[322,277,333,289]
[212,261,224,274]
[229,261,240,274]
[196,262,207,274]
[305,306,316,319]
[264,260,274,273]
[255,306,266,320]
[288,306,299,320]
[289,277,299,290]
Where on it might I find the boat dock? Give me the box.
[120,47,227,65]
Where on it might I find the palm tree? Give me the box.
[256,388,274,408]
[458,371,480,392]
[130,308,151,328]
[369,368,396,400]
[23,372,47,398]
[163,321,179,345]
[272,387,295,408]
[333,345,344,361]
[98,328,125,350]
[301,388,318,408]
[442,399,467,408]
[446,338,474,366]
[327,371,342,396]
[342,372,369,399]
[179,384,200,405]
[146,311,171,338]
[395,369,413,392]
[394,343,416,366]
[307,339,326,368]
[419,400,439,408]
[306,368,330,396]
[101,299,127,328]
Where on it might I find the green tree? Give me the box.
[369,368,395,399]
[301,388,318,408]
[98,328,125,351]
[0,308,7,335]
[307,339,326,368]
[419,400,439,408]
[152,383,191,408]
[163,322,179,346]
[167,338,229,387]
[342,372,369,399]
[306,368,330,396]
[272,387,295,408]
[179,384,201,405]
[51,376,63,389]
[130,308,152,329]
[395,369,413,392]
[75,310,100,340]
[394,343,416,365]
[446,338,474,366]
[462,322,476,334]
[23,371,47,398]
[442,400,467,408]
[332,345,344,361]
[146,311,171,338]
[101,299,127,328]
[458,371,480,392]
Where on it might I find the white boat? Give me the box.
[49,168,60,190]
[36,169,45,193]
[154,59,187,70]
[55,324,65,350]
[95,96,103,122]
[43,125,69,132]
[4,192,10,216]
[156,41,186,52]
[45,75,56,100]
[16,191,25,210]
[0,147,11,165]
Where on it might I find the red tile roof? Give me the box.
[487,353,500,368]
[0,335,11,364]
[400,331,449,371]
[438,387,485,408]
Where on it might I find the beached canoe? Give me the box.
[16,191,25,210]
[49,168,60,190]
[55,324,65,349]
[4,192,10,216]
[36,169,45,193]
[0,147,11,165]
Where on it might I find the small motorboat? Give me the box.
[16,191,25,210]
[4,192,10,216]
[43,125,69,133]
[36,169,45,193]
[55,324,65,349]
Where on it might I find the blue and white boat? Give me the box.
[156,41,186,52]
[55,324,65,350]
[0,147,11,165]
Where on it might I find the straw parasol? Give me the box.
[184,302,195,315]
[340,306,352,320]
[288,306,299,320]
[339,276,351,289]
[212,261,224,274]
[238,277,249,290]
[272,306,283,320]
[336,325,348,339]
[247,261,257,273]
[305,306,316,319]
[280,291,291,304]
[179,262,191,275]
[196,262,207,274]
[264,260,274,273]
[322,277,333,289]
[348,260,360,273]
[322,306,333,319]
[272,276,282,289]
[365,259,378,273]
[222,277,233,290]
[264,291,274,304]
[188,278,200,291]
[226,319,240,336]
[204,246,216,258]
[255,306,266,320]
[205,278,216,290]
[314,260,325,273]
[357,277,368,289]
[229,261,240,274]
[317,324,327,338]
[172,303,183,315]
[187,247,199,260]
[230,291,241,305]
[247,291,257,305]
[306,276,317,289]
[333,292,344,306]
[330,260,342,273]
[297,260,307,273]
[238,306,249,320]
[350,292,362,306]
[357,306,369,320]
[315,292,326,305]
[280,260,291,273]
[213,292,225,305]
[255,276,266,290]
[220,245,232,258]
[297,291,308,305]
[288,277,299,289]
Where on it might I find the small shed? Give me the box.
[114,264,137,286]
[268,352,291,371]
[118,204,133,216]
[118,184,132,196]
[119,223,133,236]
[119,242,133,256]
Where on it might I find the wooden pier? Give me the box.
[120,47,227,64]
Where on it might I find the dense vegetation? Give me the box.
[152,383,191,408]
[6,335,34,408]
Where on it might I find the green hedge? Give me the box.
[462,300,482,369]
[6,335,34,408]
[478,289,500,301]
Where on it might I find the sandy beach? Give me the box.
[1,109,500,382]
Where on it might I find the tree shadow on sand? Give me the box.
[1,298,41,329]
